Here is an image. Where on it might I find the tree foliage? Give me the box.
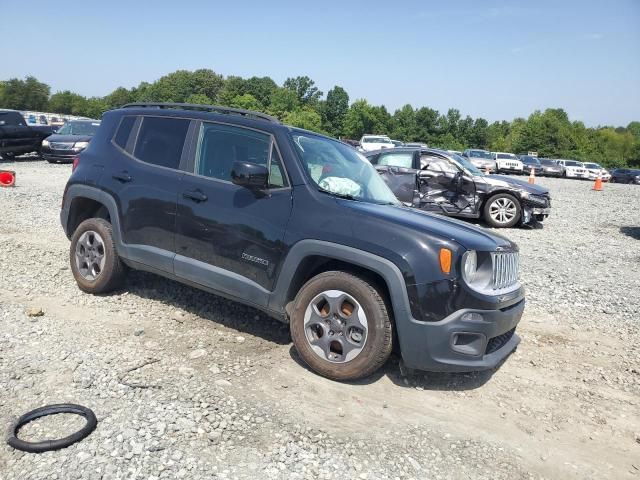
[0,72,637,167]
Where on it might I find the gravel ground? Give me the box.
[1,158,639,479]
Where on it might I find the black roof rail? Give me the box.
[121,102,280,124]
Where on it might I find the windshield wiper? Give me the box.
[317,187,357,201]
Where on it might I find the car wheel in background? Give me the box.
[69,218,126,294]
[290,271,393,381]
[483,193,522,228]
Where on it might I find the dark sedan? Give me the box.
[365,147,551,228]
[610,168,640,184]
[538,158,564,177]
[519,155,544,176]
[40,120,101,163]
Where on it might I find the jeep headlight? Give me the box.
[42,139,49,147]
[73,141,89,150]
[462,250,478,283]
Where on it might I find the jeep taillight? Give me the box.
[72,155,80,172]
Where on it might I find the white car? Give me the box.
[556,159,590,179]
[583,162,611,181]
[358,135,395,152]
[492,152,524,174]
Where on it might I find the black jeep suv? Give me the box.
[60,103,525,381]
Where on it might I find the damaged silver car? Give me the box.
[365,147,551,228]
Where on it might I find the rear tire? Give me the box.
[290,271,393,381]
[70,218,126,294]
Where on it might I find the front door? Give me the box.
[417,153,477,215]
[175,121,292,306]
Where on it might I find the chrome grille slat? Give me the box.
[491,252,519,291]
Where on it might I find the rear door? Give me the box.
[101,115,191,272]
[174,121,292,305]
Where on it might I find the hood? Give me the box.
[470,158,494,165]
[46,134,94,143]
[341,199,514,252]
[481,174,549,195]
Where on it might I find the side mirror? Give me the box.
[231,161,268,189]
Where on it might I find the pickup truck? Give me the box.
[0,109,55,159]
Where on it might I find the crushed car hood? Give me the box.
[480,174,549,195]
[341,200,514,252]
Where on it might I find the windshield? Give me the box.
[522,156,540,164]
[362,136,391,143]
[56,121,100,136]
[450,152,484,176]
[539,158,556,166]
[583,163,600,169]
[564,160,582,167]
[497,153,518,159]
[291,132,399,205]
[469,150,492,159]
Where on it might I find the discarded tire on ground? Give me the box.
[6,404,98,453]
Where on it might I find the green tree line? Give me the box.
[1,72,638,167]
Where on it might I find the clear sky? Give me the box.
[2,0,639,126]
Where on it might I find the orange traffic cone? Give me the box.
[0,170,15,187]
[593,171,603,191]
[528,168,535,184]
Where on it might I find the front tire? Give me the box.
[290,271,393,381]
[483,193,522,228]
[70,218,126,294]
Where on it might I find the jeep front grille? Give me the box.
[491,252,519,290]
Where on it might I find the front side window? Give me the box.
[378,152,413,168]
[195,122,287,187]
[421,155,459,174]
[133,116,190,169]
[291,132,399,205]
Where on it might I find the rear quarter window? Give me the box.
[113,116,136,149]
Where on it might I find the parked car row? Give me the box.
[0,108,100,162]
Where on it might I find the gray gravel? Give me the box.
[1,159,639,479]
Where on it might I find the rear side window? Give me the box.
[113,116,136,149]
[133,116,190,169]
[378,153,413,168]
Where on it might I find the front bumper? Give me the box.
[41,146,79,163]
[498,167,524,174]
[542,169,563,177]
[565,170,589,179]
[398,297,524,372]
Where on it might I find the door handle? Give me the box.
[112,172,132,183]
[183,190,208,202]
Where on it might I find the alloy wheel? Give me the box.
[303,290,368,363]
[74,230,106,281]
[489,198,517,225]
